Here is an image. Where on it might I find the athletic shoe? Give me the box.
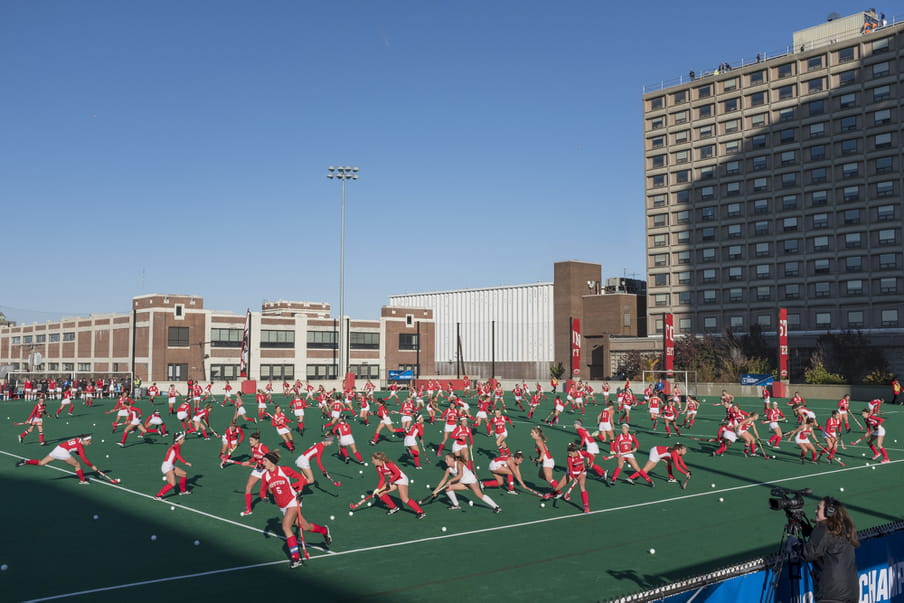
[880,459,890,464]
[608,480,616,486]
[871,454,881,460]
[40,442,46,446]
[344,456,350,465]
[415,512,427,520]
[17,435,22,444]
[667,478,677,483]
[626,478,635,485]
[415,466,423,470]
[506,489,518,495]
[178,490,192,496]
[324,526,332,546]
[583,507,590,514]
[386,507,399,516]
[240,511,253,517]
[648,481,655,488]
[493,506,502,514]
[154,495,164,500]
[77,480,89,485]
[15,459,26,467]
[116,442,124,447]
[290,559,304,569]
[368,441,376,446]
[447,505,461,510]
[137,434,144,438]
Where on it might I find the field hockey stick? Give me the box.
[294,514,310,560]
[323,471,342,488]
[815,443,846,467]
[94,468,121,484]
[847,433,869,447]
[850,414,865,431]
[222,458,255,468]
[754,436,771,459]
[563,477,579,501]
[681,472,691,490]
[683,435,718,443]
[418,491,440,506]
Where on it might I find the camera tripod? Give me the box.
[770,511,812,595]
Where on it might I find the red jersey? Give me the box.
[613,432,639,454]
[652,446,690,475]
[451,424,473,446]
[332,421,354,437]
[224,425,244,446]
[442,407,459,426]
[299,441,328,472]
[163,443,187,466]
[491,415,512,435]
[176,401,192,415]
[250,442,269,469]
[824,416,840,437]
[27,402,48,422]
[865,415,884,431]
[566,453,586,477]
[375,460,405,488]
[405,422,424,439]
[662,404,677,420]
[270,410,289,429]
[290,397,306,412]
[576,426,595,447]
[259,466,303,508]
[58,438,93,464]
[399,400,414,416]
[147,385,159,398]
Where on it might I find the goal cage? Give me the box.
[641,370,698,400]
[3,371,135,399]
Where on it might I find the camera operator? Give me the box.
[799,496,859,603]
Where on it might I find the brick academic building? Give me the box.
[0,295,435,387]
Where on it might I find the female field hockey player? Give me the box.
[155,432,192,498]
[370,451,426,518]
[786,417,821,464]
[596,401,616,443]
[573,419,608,480]
[861,409,890,463]
[483,449,537,495]
[609,423,648,486]
[259,451,332,568]
[294,436,337,486]
[239,432,269,516]
[17,394,50,445]
[430,452,501,513]
[331,415,364,464]
[530,426,559,492]
[218,421,245,466]
[403,415,426,468]
[631,443,689,484]
[270,405,295,451]
[819,410,843,464]
[16,433,98,484]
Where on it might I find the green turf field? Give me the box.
[1,391,902,602]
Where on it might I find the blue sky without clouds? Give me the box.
[0,1,883,324]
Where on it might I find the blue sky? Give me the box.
[0,1,885,324]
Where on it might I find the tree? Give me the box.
[549,362,565,381]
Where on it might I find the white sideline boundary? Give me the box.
[18,459,903,602]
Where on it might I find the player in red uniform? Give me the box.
[430,453,501,512]
[449,416,474,469]
[434,404,461,455]
[573,419,608,480]
[236,432,270,515]
[861,409,889,463]
[819,410,844,464]
[144,409,169,436]
[54,387,76,418]
[218,421,245,466]
[370,451,426,518]
[736,412,761,457]
[402,415,426,468]
[294,437,337,486]
[17,395,50,445]
[530,426,559,492]
[548,443,592,512]
[259,451,332,568]
[270,405,295,451]
[765,401,786,448]
[544,396,566,426]
[146,383,160,405]
[527,391,544,419]
[786,417,821,463]
[370,399,401,445]
[482,449,538,494]
[609,423,647,486]
[490,409,513,449]
[117,401,149,446]
[155,432,193,497]
[331,415,364,464]
[631,443,689,485]
[16,434,98,484]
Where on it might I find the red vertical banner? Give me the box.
[239,309,251,378]
[778,308,789,380]
[570,318,582,377]
[664,313,675,373]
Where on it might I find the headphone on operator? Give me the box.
[823,496,838,518]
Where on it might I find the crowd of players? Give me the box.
[9,376,892,568]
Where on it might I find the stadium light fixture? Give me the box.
[327,166,359,381]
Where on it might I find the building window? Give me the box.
[725,160,740,176]
[307,364,338,381]
[841,162,859,178]
[875,132,892,148]
[650,136,664,149]
[349,331,380,350]
[49,333,60,343]
[784,283,800,299]
[750,112,767,127]
[727,224,742,238]
[780,150,796,165]
[872,85,891,102]
[838,70,857,86]
[727,203,741,217]
[350,364,380,379]
[675,150,689,164]
[677,291,691,305]
[210,364,240,381]
[698,104,713,119]
[840,139,858,155]
[754,221,769,236]
[879,253,897,269]
[724,140,740,153]
[752,156,767,171]
[872,38,890,53]
[810,167,827,183]
[874,156,893,174]
[813,236,830,251]
[677,251,690,264]
[649,96,664,110]
[815,312,831,328]
[697,124,714,139]
[879,229,897,245]
[701,227,716,241]
[809,122,825,137]
[779,128,795,143]
[777,63,793,78]
[674,130,689,144]
[881,310,899,327]
[728,245,743,260]
[723,119,740,134]
[673,110,689,124]
[808,99,825,115]
[63,332,75,342]
[399,333,419,350]
[876,181,894,197]
[260,329,294,348]
[752,177,768,192]
[755,242,769,257]
[653,254,668,267]
[879,278,897,294]
[808,145,826,162]
[812,213,828,229]
[696,84,712,99]
[728,287,743,302]
[703,317,718,332]
[678,318,692,332]
[780,172,797,188]
[843,209,861,225]
[749,91,766,106]
[673,90,687,103]
[877,204,894,221]
[650,194,666,208]
[702,248,716,262]
[814,282,830,298]
[842,186,859,202]
[783,239,799,255]
[168,326,189,347]
[728,266,743,281]
[845,256,862,272]
[755,285,771,301]
[210,328,242,348]
[651,175,666,188]
[653,273,668,287]
[777,84,794,100]
[730,316,745,329]
[702,268,717,283]
[675,210,690,224]
[260,364,295,380]
[676,190,690,203]
[651,154,666,168]
[702,290,717,304]
[847,311,864,328]
[677,271,691,285]
[806,78,824,93]
[872,61,890,78]
[755,265,770,279]
[749,70,764,85]
[846,280,864,295]
[307,331,338,349]
[840,115,857,131]
[723,77,738,91]
[699,145,714,160]
[811,190,828,206]
[814,258,831,273]
[808,55,824,70]
[784,261,800,277]
[167,363,188,380]
[653,234,667,247]
[756,315,772,328]
[725,181,740,196]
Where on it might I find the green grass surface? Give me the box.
[1,392,902,602]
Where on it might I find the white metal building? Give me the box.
[389,283,554,379]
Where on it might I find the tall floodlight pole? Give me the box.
[327,165,359,382]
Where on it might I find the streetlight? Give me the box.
[327,165,359,382]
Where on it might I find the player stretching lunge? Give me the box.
[631,443,690,485]
[370,451,426,518]
[861,409,890,463]
[17,395,50,445]
[430,453,501,513]
[609,424,648,486]
[16,434,98,484]
[155,432,193,498]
